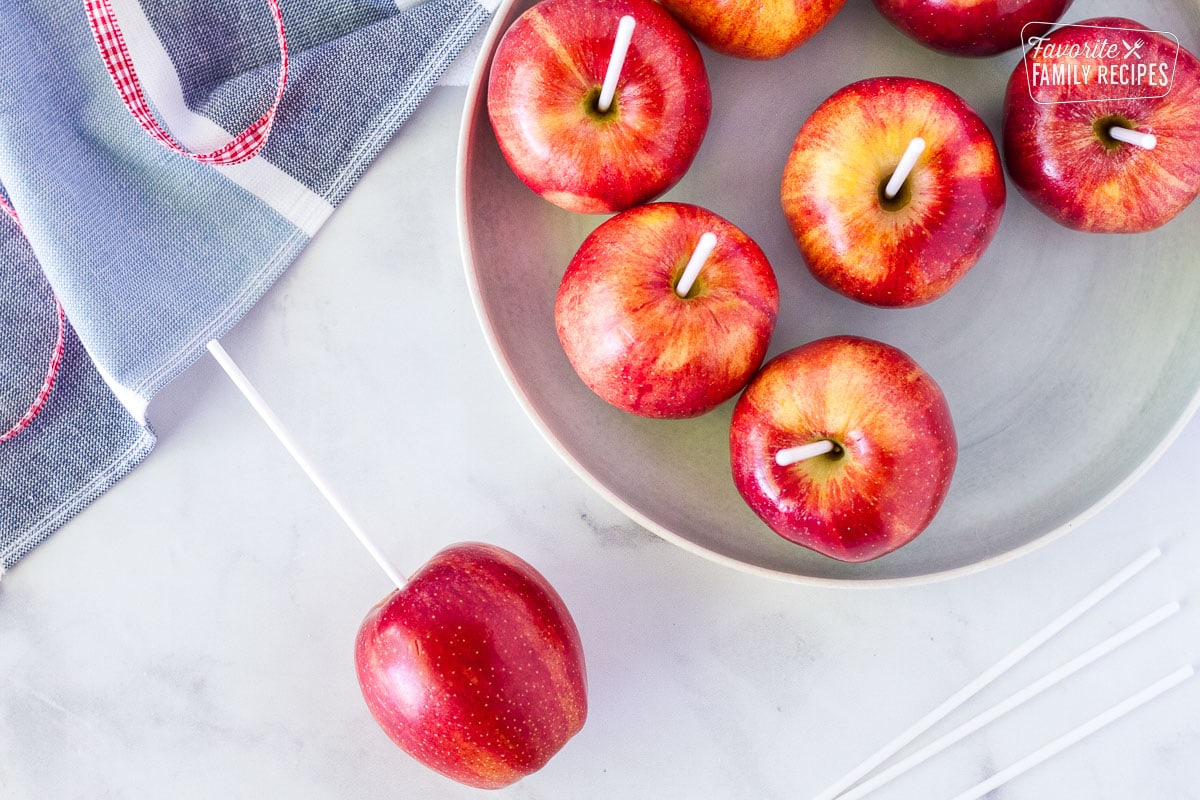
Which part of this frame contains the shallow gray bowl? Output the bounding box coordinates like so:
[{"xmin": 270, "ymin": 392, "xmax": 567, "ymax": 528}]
[{"xmin": 456, "ymin": 0, "xmax": 1200, "ymax": 585}]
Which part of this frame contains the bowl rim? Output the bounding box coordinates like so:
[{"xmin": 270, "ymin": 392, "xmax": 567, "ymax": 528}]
[{"xmin": 453, "ymin": 0, "xmax": 1200, "ymax": 588}]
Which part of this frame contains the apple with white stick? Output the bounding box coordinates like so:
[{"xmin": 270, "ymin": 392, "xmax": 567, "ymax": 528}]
[
  {"xmin": 870, "ymin": 0, "xmax": 1073, "ymax": 57},
  {"xmin": 1003, "ymin": 17, "xmax": 1200, "ymax": 233},
  {"xmin": 781, "ymin": 76, "xmax": 1006, "ymax": 307},
  {"xmin": 205, "ymin": 342, "xmax": 586, "ymax": 789},
  {"xmin": 728, "ymin": 336, "xmax": 957, "ymax": 562},
  {"xmin": 555, "ymin": 202, "xmax": 779, "ymax": 419},
  {"xmin": 655, "ymin": 0, "xmax": 845, "ymax": 60},
  {"xmin": 487, "ymin": 0, "xmax": 711, "ymax": 214},
  {"xmin": 355, "ymin": 542, "xmax": 587, "ymax": 789}
]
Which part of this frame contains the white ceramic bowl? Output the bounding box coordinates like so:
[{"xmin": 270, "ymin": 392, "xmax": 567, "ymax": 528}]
[{"xmin": 457, "ymin": 0, "xmax": 1200, "ymax": 585}]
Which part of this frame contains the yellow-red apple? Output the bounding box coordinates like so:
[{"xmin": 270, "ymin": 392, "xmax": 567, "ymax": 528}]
[
  {"xmin": 1003, "ymin": 17, "xmax": 1200, "ymax": 233},
  {"xmin": 872, "ymin": 0, "xmax": 1073, "ymax": 56},
  {"xmin": 729, "ymin": 336, "xmax": 957, "ymax": 562},
  {"xmin": 487, "ymin": 0, "xmax": 711, "ymax": 214},
  {"xmin": 655, "ymin": 0, "xmax": 845, "ymax": 60},
  {"xmin": 781, "ymin": 76, "xmax": 1005, "ymax": 307},
  {"xmin": 556, "ymin": 202, "xmax": 778, "ymax": 418}
]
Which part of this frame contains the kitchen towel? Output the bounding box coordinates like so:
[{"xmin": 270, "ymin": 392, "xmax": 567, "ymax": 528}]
[{"xmin": 0, "ymin": 0, "xmax": 494, "ymax": 572}]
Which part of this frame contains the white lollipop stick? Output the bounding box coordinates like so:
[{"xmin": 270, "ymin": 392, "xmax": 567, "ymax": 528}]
[
  {"xmin": 811, "ymin": 547, "xmax": 1161, "ymax": 800},
  {"xmin": 1109, "ymin": 126, "xmax": 1157, "ymax": 150},
  {"xmin": 884, "ymin": 137, "xmax": 926, "ymax": 200},
  {"xmin": 674, "ymin": 232, "xmax": 717, "ymax": 298},
  {"xmin": 598, "ymin": 15, "xmax": 636, "ymax": 113},
  {"xmin": 206, "ymin": 340, "xmax": 408, "ymax": 591},
  {"xmin": 947, "ymin": 664, "xmax": 1194, "ymax": 800},
  {"xmin": 775, "ymin": 439, "xmax": 837, "ymax": 467},
  {"xmin": 834, "ymin": 601, "xmax": 1180, "ymax": 800}
]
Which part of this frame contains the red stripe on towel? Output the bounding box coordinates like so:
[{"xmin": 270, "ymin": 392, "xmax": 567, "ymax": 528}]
[
  {"xmin": 1, "ymin": 198, "xmax": 67, "ymax": 444},
  {"xmin": 83, "ymin": 0, "xmax": 289, "ymax": 165}
]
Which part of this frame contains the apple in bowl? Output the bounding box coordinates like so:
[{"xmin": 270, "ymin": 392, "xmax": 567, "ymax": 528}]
[
  {"xmin": 487, "ymin": 0, "xmax": 711, "ymax": 214},
  {"xmin": 556, "ymin": 202, "xmax": 779, "ymax": 419},
  {"xmin": 655, "ymin": 0, "xmax": 845, "ymax": 60},
  {"xmin": 1002, "ymin": 17, "xmax": 1200, "ymax": 233},
  {"xmin": 781, "ymin": 76, "xmax": 1006, "ymax": 307},
  {"xmin": 729, "ymin": 336, "xmax": 957, "ymax": 562},
  {"xmin": 355, "ymin": 543, "xmax": 587, "ymax": 789},
  {"xmin": 871, "ymin": 0, "xmax": 1074, "ymax": 57}
]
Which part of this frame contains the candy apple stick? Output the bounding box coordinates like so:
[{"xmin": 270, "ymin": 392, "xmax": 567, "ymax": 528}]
[
  {"xmin": 1109, "ymin": 126, "xmax": 1157, "ymax": 150},
  {"xmin": 775, "ymin": 439, "xmax": 836, "ymax": 466},
  {"xmin": 884, "ymin": 137, "xmax": 926, "ymax": 199},
  {"xmin": 811, "ymin": 547, "xmax": 1162, "ymax": 800},
  {"xmin": 206, "ymin": 340, "xmax": 408, "ymax": 590},
  {"xmin": 598, "ymin": 15, "xmax": 636, "ymax": 113},
  {"xmin": 835, "ymin": 601, "xmax": 1180, "ymax": 800},
  {"xmin": 674, "ymin": 231, "xmax": 717, "ymax": 297},
  {"xmin": 947, "ymin": 664, "xmax": 1194, "ymax": 800}
]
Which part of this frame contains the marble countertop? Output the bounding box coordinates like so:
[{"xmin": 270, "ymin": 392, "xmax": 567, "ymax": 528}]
[{"xmin": 3, "ymin": 79, "xmax": 1199, "ymax": 799}]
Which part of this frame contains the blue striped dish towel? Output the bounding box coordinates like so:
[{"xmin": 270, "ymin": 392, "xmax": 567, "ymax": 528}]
[{"xmin": 0, "ymin": 0, "xmax": 494, "ymax": 573}]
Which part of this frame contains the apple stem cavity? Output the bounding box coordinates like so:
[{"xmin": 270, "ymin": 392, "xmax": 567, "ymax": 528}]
[
  {"xmin": 1108, "ymin": 126, "xmax": 1157, "ymax": 150},
  {"xmin": 884, "ymin": 137, "xmax": 927, "ymax": 201},
  {"xmin": 597, "ymin": 15, "xmax": 636, "ymax": 114},
  {"xmin": 674, "ymin": 231, "xmax": 717, "ymax": 298},
  {"xmin": 206, "ymin": 340, "xmax": 409, "ymax": 591},
  {"xmin": 774, "ymin": 438, "xmax": 838, "ymax": 467}
]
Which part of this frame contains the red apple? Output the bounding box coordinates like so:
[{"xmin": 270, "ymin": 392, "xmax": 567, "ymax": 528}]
[
  {"xmin": 871, "ymin": 0, "xmax": 1073, "ymax": 57},
  {"xmin": 355, "ymin": 542, "xmax": 587, "ymax": 789},
  {"xmin": 1003, "ymin": 17, "xmax": 1200, "ymax": 233},
  {"xmin": 487, "ymin": 0, "xmax": 711, "ymax": 214},
  {"xmin": 729, "ymin": 336, "xmax": 957, "ymax": 562},
  {"xmin": 556, "ymin": 202, "xmax": 779, "ymax": 418},
  {"xmin": 781, "ymin": 76, "xmax": 1005, "ymax": 307},
  {"xmin": 655, "ymin": 0, "xmax": 845, "ymax": 60}
]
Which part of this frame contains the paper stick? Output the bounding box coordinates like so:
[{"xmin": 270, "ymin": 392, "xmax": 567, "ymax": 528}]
[
  {"xmin": 206, "ymin": 340, "xmax": 408, "ymax": 590},
  {"xmin": 598, "ymin": 15, "xmax": 636, "ymax": 114},
  {"xmin": 812, "ymin": 547, "xmax": 1161, "ymax": 800},
  {"xmin": 884, "ymin": 137, "xmax": 926, "ymax": 200},
  {"xmin": 776, "ymin": 440, "xmax": 837, "ymax": 467},
  {"xmin": 834, "ymin": 601, "xmax": 1180, "ymax": 800},
  {"xmin": 947, "ymin": 664, "xmax": 1194, "ymax": 800},
  {"xmin": 674, "ymin": 232, "xmax": 717, "ymax": 298},
  {"xmin": 1109, "ymin": 126, "xmax": 1156, "ymax": 150}
]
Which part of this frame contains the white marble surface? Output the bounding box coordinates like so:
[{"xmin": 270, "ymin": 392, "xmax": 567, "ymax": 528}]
[{"xmin": 3, "ymin": 79, "xmax": 1200, "ymax": 800}]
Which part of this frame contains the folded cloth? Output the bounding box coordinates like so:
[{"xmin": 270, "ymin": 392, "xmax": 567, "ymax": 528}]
[
  {"xmin": 0, "ymin": 0, "xmax": 493, "ymax": 572},
  {"xmin": 0, "ymin": 208, "xmax": 156, "ymax": 573}
]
